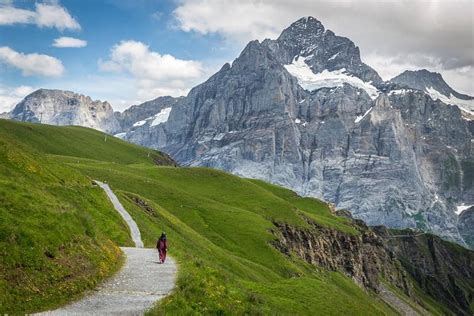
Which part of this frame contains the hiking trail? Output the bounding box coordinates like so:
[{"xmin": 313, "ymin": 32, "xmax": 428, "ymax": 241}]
[{"xmin": 38, "ymin": 181, "xmax": 176, "ymax": 315}]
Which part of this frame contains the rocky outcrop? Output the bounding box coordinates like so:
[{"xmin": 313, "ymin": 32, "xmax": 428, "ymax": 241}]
[
  {"xmin": 272, "ymin": 218, "xmax": 474, "ymax": 315},
  {"xmin": 272, "ymin": 219, "xmax": 411, "ymax": 293},
  {"xmin": 9, "ymin": 89, "xmax": 120, "ymax": 133},
  {"xmin": 379, "ymin": 227, "xmax": 474, "ymax": 315},
  {"xmin": 458, "ymin": 207, "xmax": 474, "ymax": 249},
  {"xmin": 122, "ymin": 16, "xmax": 472, "ymax": 246}
]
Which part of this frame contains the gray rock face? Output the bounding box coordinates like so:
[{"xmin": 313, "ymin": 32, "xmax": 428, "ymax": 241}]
[
  {"xmin": 9, "ymin": 89, "xmax": 120, "ymax": 133},
  {"xmin": 123, "ymin": 16, "xmax": 473, "ymax": 246},
  {"xmin": 458, "ymin": 207, "xmax": 474, "ymax": 249}
]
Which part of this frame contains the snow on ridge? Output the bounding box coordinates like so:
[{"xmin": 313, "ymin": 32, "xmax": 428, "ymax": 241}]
[
  {"xmin": 328, "ymin": 52, "xmax": 340, "ymax": 61},
  {"xmin": 425, "ymin": 87, "xmax": 474, "ymax": 117},
  {"xmin": 354, "ymin": 106, "xmax": 373, "ymax": 123},
  {"xmin": 150, "ymin": 107, "xmax": 172, "ymax": 127},
  {"xmin": 130, "ymin": 107, "xmax": 172, "ymax": 128},
  {"xmin": 133, "ymin": 119, "xmax": 147, "ymax": 127},
  {"xmin": 114, "ymin": 132, "xmax": 126, "ymax": 139},
  {"xmin": 284, "ymin": 56, "xmax": 379, "ymax": 99},
  {"xmin": 456, "ymin": 204, "xmax": 473, "ymax": 215},
  {"xmin": 388, "ymin": 89, "xmax": 412, "ymax": 96}
]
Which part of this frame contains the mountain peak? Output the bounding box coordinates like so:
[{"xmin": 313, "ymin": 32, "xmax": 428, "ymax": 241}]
[
  {"xmin": 285, "ymin": 16, "xmax": 324, "ymax": 33},
  {"xmin": 9, "ymin": 88, "xmax": 120, "ymax": 133},
  {"xmin": 274, "ymin": 16, "xmax": 382, "ymax": 84},
  {"xmin": 390, "ymin": 69, "xmax": 473, "ymax": 100},
  {"xmin": 277, "ymin": 16, "xmax": 325, "ymax": 51}
]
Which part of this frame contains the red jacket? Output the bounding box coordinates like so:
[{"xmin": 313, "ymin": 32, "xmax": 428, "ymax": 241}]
[{"xmin": 157, "ymin": 239, "xmax": 167, "ymax": 251}]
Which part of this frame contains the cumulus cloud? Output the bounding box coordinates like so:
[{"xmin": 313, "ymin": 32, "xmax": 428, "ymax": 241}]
[
  {"xmin": 0, "ymin": 2, "xmax": 80, "ymax": 30},
  {"xmin": 52, "ymin": 37, "xmax": 87, "ymax": 48},
  {"xmin": 0, "ymin": 85, "xmax": 35, "ymax": 113},
  {"xmin": 99, "ymin": 40, "xmax": 206, "ymax": 100},
  {"xmin": 0, "ymin": 46, "xmax": 64, "ymax": 77},
  {"xmin": 0, "ymin": 5, "xmax": 35, "ymax": 24},
  {"xmin": 173, "ymin": 0, "xmax": 474, "ymax": 94}
]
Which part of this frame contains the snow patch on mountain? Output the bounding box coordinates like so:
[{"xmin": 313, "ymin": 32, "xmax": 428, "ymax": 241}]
[
  {"xmin": 150, "ymin": 107, "xmax": 172, "ymax": 127},
  {"xmin": 328, "ymin": 52, "xmax": 340, "ymax": 61},
  {"xmin": 284, "ymin": 56, "xmax": 379, "ymax": 99},
  {"xmin": 425, "ymin": 87, "xmax": 474, "ymax": 116},
  {"xmin": 130, "ymin": 107, "xmax": 172, "ymax": 128},
  {"xmin": 114, "ymin": 132, "xmax": 127, "ymax": 139},
  {"xmin": 388, "ymin": 89, "xmax": 412, "ymax": 96},
  {"xmin": 133, "ymin": 119, "xmax": 148, "ymax": 127},
  {"xmin": 354, "ymin": 107, "xmax": 373, "ymax": 123},
  {"xmin": 457, "ymin": 205, "xmax": 473, "ymax": 215}
]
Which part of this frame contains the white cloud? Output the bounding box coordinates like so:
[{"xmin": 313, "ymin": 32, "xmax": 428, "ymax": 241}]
[
  {"xmin": 52, "ymin": 37, "xmax": 87, "ymax": 48},
  {"xmin": 0, "ymin": 85, "xmax": 35, "ymax": 113},
  {"xmin": 99, "ymin": 40, "xmax": 206, "ymax": 100},
  {"xmin": 173, "ymin": 0, "xmax": 474, "ymax": 95},
  {"xmin": 0, "ymin": 5, "xmax": 35, "ymax": 24},
  {"xmin": 174, "ymin": 0, "xmax": 285, "ymax": 42},
  {"xmin": 0, "ymin": 3, "xmax": 80, "ymax": 31},
  {"xmin": 0, "ymin": 46, "xmax": 64, "ymax": 77}
]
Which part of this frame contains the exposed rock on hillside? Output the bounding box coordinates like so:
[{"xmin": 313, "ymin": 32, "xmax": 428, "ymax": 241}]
[
  {"xmin": 458, "ymin": 207, "xmax": 474, "ymax": 249},
  {"xmin": 272, "ymin": 217, "xmax": 474, "ymax": 315}
]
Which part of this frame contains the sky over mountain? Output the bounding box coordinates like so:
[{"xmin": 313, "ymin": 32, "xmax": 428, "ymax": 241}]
[{"xmin": 0, "ymin": 0, "xmax": 472, "ymax": 112}]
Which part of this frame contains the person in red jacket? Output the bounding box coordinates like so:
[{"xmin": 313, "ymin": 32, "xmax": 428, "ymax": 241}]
[{"xmin": 157, "ymin": 232, "xmax": 168, "ymax": 263}]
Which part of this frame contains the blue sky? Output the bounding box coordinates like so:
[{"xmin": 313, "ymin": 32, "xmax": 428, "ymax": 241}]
[
  {"xmin": 0, "ymin": 0, "xmax": 472, "ymax": 112},
  {"xmin": 0, "ymin": 0, "xmax": 237, "ymax": 111}
]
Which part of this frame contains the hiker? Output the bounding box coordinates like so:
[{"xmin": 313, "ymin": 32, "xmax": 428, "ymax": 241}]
[{"xmin": 157, "ymin": 232, "xmax": 168, "ymax": 263}]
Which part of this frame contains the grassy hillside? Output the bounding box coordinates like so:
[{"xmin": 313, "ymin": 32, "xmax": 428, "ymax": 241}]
[
  {"xmin": 0, "ymin": 120, "xmax": 396, "ymax": 314},
  {"xmin": 0, "ymin": 120, "xmax": 173, "ymax": 313}
]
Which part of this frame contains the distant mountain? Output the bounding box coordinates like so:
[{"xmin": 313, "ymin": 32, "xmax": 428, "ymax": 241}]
[
  {"xmin": 7, "ymin": 89, "xmax": 120, "ymax": 133},
  {"xmin": 121, "ymin": 16, "xmax": 473, "ymax": 246},
  {"xmin": 114, "ymin": 96, "xmax": 182, "ymax": 132},
  {"xmin": 390, "ymin": 69, "xmax": 474, "ymax": 118}
]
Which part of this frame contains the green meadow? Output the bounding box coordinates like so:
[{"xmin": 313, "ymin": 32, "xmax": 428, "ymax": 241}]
[{"xmin": 0, "ymin": 119, "xmax": 396, "ymax": 314}]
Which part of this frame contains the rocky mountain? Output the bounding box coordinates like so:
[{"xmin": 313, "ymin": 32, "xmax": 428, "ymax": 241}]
[
  {"xmin": 7, "ymin": 89, "xmax": 120, "ymax": 133},
  {"xmin": 390, "ymin": 69, "xmax": 474, "ymax": 119},
  {"xmin": 119, "ymin": 16, "xmax": 473, "ymax": 247},
  {"xmin": 114, "ymin": 96, "xmax": 181, "ymax": 132}
]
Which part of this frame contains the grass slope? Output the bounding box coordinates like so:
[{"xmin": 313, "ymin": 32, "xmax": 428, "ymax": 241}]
[
  {"xmin": 1, "ymin": 120, "xmax": 395, "ymax": 314},
  {"xmin": 0, "ymin": 120, "xmax": 171, "ymax": 313}
]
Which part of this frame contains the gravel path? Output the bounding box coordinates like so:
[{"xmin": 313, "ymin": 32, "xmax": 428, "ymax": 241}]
[
  {"xmin": 38, "ymin": 182, "xmax": 176, "ymax": 315},
  {"xmin": 95, "ymin": 181, "xmax": 143, "ymax": 248}
]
